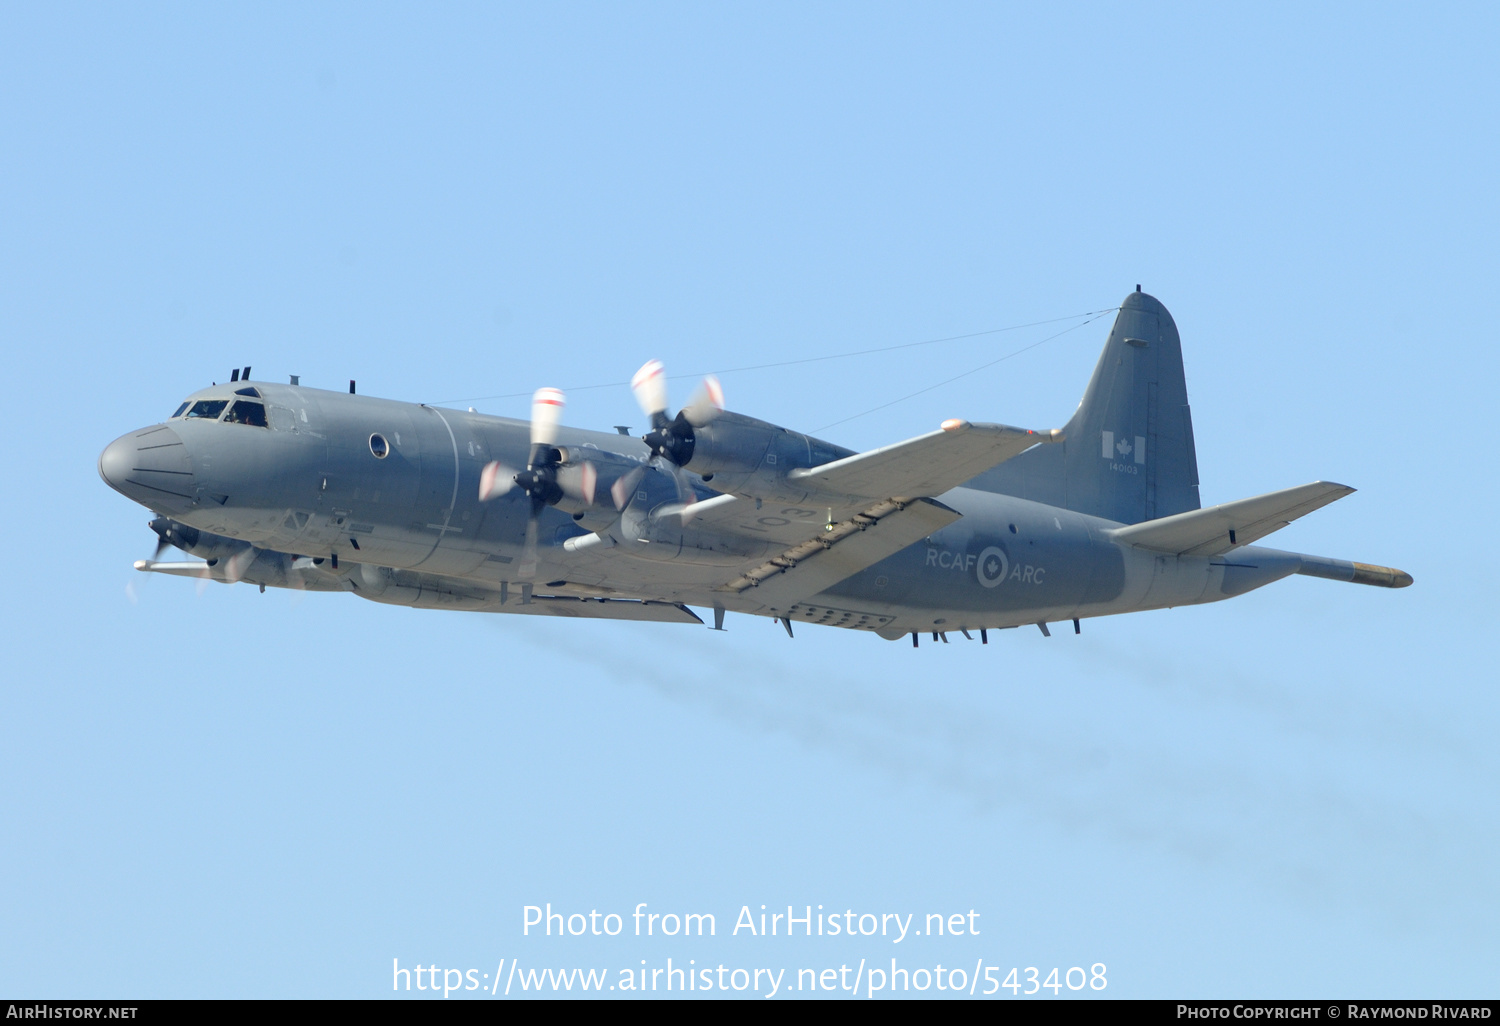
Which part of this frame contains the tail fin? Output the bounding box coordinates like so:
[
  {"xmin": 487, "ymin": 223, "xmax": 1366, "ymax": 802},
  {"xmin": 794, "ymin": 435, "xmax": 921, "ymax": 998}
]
[{"xmin": 969, "ymin": 289, "xmax": 1200, "ymax": 524}]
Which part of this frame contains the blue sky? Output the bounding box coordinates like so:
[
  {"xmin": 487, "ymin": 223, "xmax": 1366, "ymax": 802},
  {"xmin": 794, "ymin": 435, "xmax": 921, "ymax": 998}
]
[{"xmin": 2, "ymin": 2, "xmax": 1496, "ymax": 998}]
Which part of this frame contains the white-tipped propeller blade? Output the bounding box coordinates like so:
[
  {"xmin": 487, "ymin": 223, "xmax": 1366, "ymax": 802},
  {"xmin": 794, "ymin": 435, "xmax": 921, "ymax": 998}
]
[
  {"xmin": 556, "ymin": 461, "xmax": 597, "ymax": 506},
  {"xmin": 630, "ymin": 359, "xmax": 669, "ymax": 418},
  {"xmin": 611, "ymin": 465, "xmax": 646, "ymax": 511},
  {"xmin": 683, "ymin": 375, "xmax": 724, "ymax": 426},
  {"xmin": 530, "ymin": 387, "xmax": 565, "ymax": 447},
  {"xmin": 625, "ymin": 360, "xmax": 722, "ymax": 510},
  {"xmin": 631, "ymin": 360, "xmax": 724, "ymax": 426},
  {"xmin": 479, "ymin": 461, "xmax": 517, "ymax": 501}
]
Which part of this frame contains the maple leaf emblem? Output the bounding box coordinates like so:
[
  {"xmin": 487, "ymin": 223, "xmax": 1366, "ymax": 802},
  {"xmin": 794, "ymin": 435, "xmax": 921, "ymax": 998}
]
[{"xmin": 1116, "ymin": 437, "xmax": 1132, "ymax": 456}]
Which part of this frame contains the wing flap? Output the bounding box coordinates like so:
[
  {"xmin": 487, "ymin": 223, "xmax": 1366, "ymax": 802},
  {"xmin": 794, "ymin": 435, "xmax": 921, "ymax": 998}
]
[
  {"xmin": 509, "ymin": 595, "xmax": 705, "ymax": 623},
  {"xmin": 1109, "ymin": 481, "xmax": 1355, "ymax": 557},
  {"xmin": 672, "ymin": 492, "xmax": 874, "ymax": 548},
  {"xmin": 724, "ymin": 496, "xmax": 961, "ymax": 604},
  {"xmin": 785, "ymin": 422, "xmax": 1060, "ymax": 501}
]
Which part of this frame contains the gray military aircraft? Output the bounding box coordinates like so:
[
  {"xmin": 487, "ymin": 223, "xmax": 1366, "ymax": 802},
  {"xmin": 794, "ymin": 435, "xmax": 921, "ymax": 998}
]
[{"xmin": 99, "ymin": 290, "xmax": 1410, "ymax": 643}]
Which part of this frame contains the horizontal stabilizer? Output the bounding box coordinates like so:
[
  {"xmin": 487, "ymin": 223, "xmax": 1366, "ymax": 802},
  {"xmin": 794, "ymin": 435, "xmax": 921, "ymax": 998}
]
[
  {"xmin": 786, "ymin": 421, "xmax": 1061, "ymax": 501},
  {"xmin": 1108, "ymin": 481, "xmax": 1355, "ymax": 557}
]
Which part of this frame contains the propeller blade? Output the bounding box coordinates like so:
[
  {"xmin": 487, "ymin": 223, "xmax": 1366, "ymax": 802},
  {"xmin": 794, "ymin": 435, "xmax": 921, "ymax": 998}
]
[
  {"xmin": 518, "ymin": 507, "xmax": 540, "ymax": 580},
  {"xmin": 152, "ymin": 534, "xmax": 171, "ymax": 561},
  {"xmin": 683, "ymin": 375, "xmax": 724, "ymax": 426},
  {"xmin": 611, "ymin": 465, "xmax": 646, "ymax": 511},
  {"xmin": 666, "ymin": 462, "xmax": 697, "ymax": 509},
  {"xmin": 530, "ymin": 387, "xmax": 565, "ymax": 447},
  {"xmin": 630, "ymin": 359, "xmax": 669, "ymax": 420},
  {"xmin": 225, "ymin": 546, "xmax": 257, "ymax": 584},
  {"xmin": 479, "ymin": 461, "xmax": 518, "ymax": 501},
  {"xmin": 555, "ymin": 461, "xmax": 598, "ymax": 506}
]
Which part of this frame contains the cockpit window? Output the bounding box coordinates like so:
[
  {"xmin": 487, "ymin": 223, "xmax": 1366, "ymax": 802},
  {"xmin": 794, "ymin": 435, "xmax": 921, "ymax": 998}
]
[
  {"xmin": 234, "ymin": 386, "xmax": 262, "ymax": 397},
  {"xmin": 224, "ymin": 399, "xmax": 268, "ymax": 427},
  {"xmin": 185, "ymin": 399, "xmax": 229, "ymax": 420},
  {"xmin": 170, "ymin": 402, "xmax": 190, "ymax": 419}
]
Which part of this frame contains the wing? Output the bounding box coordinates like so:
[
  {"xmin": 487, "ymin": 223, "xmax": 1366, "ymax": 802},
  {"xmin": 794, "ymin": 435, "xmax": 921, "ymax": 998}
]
[
  {"xmin": 478, "ymin": 419, "xmax": 1056, "ymax": 619},
  {"xmin": 652, "ymin": 421, "xmax": 1055, "ymax": 602},
  {"xmin": 785, "ymin": 421, "xmax": 1060, "ymax": 501},
  {"xmin": 497, "ymin": 594, "xmax": 704, "ymax": 623},
  {"xmin": 721, "ymin": 496, "xmax": 960, "ymax": 602}
]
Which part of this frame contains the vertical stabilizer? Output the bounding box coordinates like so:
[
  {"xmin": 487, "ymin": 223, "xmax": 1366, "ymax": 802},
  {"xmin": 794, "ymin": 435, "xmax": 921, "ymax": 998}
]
[{"xmin": 968, "ymin": 290, "xmax": 1200, "ymax": 524}]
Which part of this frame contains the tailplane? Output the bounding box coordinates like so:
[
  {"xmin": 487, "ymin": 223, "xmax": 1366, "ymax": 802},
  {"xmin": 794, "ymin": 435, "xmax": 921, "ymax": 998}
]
[
  {"xmin": 969, "ymin": 289, "xmax": 1201, "ymax": 524},
  {"xmin": 1108, "ymin": 481, "xmax": 1354, "ymax": 557}
]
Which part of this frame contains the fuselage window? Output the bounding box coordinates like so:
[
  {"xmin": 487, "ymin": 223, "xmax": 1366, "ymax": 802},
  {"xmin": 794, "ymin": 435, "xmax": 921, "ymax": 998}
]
[
  {"xmin": 369, "ymin": 433, "xmax": 389, "ymax": 458},
  {"xmin": 170, "ymin": 402, "xmax": 190, "ymax": 419},
  {"xmin": 185, "ymin": 399, "xmax": 229, "ymax": 420},
  {"xmin": 224, "ymin": 400, "xmax": 269, "ymax": 427}
]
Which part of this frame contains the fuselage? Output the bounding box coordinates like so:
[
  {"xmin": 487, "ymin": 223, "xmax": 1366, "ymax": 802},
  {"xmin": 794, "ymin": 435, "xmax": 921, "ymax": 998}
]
[{"xmin": 99, "ymin": 380, "xmax": 1302, "ymax": 638}]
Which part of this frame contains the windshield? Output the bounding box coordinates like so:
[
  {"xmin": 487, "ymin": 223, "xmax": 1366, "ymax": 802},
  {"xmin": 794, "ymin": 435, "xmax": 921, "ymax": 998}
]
[
  {"xmin": 223, "ymin": 399, "xmax": 268, "ymax": 427},
  {"xmin": 169, "ymin": 402, "xmax": 189, "ymax": 419},
  {"xmin": 185, "ymin": 399, "xmax": 229, "ymax": 420}
]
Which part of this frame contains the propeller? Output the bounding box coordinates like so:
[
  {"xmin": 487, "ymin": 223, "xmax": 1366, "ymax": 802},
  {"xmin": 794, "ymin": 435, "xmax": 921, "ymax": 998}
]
[
  {"xmin": 478, "ymin": 388, "xmax": 598, "ymax": 578},
  {"xmin": 147, "ymin": 515, "xmax": 197, "ymax": 561},
  {"xmin": 625, "ymin": 360, "xmax": 723, "ymax": 511},
  {"xmin": 223, "ymin": 545, "xmax": 258, "ymax": 584}
]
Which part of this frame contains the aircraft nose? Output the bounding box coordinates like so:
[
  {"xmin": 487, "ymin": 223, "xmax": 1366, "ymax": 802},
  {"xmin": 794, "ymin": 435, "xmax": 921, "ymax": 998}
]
[
  {"xmin": 98, "ymin": 425, "xmax": 195, "ymax": 511},
  {"xmin": 97, "ymin": 434, "xmax": 134, "ymax": 491}
]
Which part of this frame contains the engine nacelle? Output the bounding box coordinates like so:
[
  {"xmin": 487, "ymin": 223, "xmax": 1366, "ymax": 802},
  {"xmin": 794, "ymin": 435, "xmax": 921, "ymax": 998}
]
[
  {"xmin": 551, "ymin": 446, "xmax": 649, "ymax": 520},
  {"xmin": 148, "ymin": 515, "xmax": 254, "ymax": 563},
  {"xmin": 681, "ymin": 411, "xmax": 852, "ymax": 498},
  {"xmin": 601, "ymin": 501, "xmax": 773, "ymax": 566}
]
